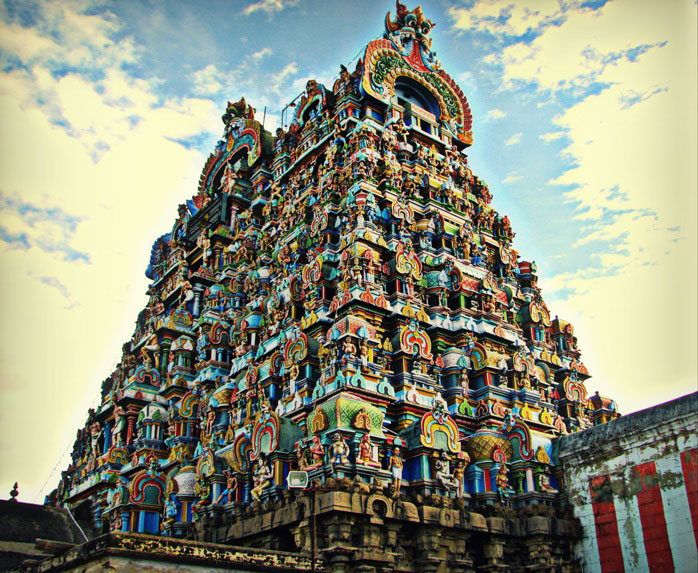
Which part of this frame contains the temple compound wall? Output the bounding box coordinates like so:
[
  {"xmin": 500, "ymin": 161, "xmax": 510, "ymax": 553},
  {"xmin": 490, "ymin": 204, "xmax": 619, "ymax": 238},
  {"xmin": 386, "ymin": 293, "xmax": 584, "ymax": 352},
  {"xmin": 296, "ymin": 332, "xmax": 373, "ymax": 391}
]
[{"xmin": 558, "ymin": 392, "xmax": 698, "ymax": 572}]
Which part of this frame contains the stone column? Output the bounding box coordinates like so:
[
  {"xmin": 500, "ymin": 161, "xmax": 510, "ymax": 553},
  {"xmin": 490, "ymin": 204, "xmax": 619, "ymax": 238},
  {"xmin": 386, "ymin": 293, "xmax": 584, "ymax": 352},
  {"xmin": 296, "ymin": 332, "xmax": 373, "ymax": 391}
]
[
  {"xmin": 193, "ymin": 285, "xmax": 204, "ymax": 317},
  {"xmin": 126, "ymin": 408, "xmax": 139, "ymax": 446},
  {"xmin": 415, "ymin": 527, "xmax": 443, "ymax": 573}
]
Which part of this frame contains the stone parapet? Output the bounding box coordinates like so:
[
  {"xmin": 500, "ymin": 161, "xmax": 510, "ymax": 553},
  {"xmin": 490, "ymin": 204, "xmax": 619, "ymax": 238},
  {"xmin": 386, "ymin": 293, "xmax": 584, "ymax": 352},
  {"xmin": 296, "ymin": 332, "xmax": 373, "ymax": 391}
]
[{"xmin": 23, "ymin": 531, "xmax": 321, "ymax": 572}]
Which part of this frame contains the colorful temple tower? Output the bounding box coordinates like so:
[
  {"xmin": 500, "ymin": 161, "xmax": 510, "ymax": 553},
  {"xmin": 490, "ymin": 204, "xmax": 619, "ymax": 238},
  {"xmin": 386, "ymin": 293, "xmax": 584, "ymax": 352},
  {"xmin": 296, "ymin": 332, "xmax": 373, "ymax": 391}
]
[{"xmin": 51, "ymin": 3, "xmax": 620, "ymax": 570}]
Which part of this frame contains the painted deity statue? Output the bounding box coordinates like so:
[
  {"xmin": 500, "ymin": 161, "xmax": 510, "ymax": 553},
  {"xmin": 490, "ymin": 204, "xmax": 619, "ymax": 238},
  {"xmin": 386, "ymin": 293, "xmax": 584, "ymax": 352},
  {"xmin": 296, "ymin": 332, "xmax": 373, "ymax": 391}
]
[
  {"xmin": 356, "ymin": 434, "xmax": 380, "ymax": 467},
  {"xmin": 453, "ymin": 454, "xmax": 470, "ymax": 498},
  {"xmin": 434, "ymin": 451, "xmax": 459, "ymax": 491},
  {"xmin": 219, "ymin": 162, "xmax": 238, "ymax": 194},
  {"xmin": 330, "ymin": 433, "xmax": 350, "ymax": 466},
  {"xmin": 296, "ymin": 444, "xmax": 309, "ymax": 471},
  {"xmin": 389, "ymin": 447, "xmax": 404, "ymax": 498},
  {"xmin": 197, "ymin": 231, "xmax": 212, "ymax": 267},
  {"xmin": 496, "ymin": 464, "xmax": 515, "ymax": 502},
  {"xmin": 163, "ymin": 494, "xmax": 178, "ymax": 526},
  {"xmin": 251, "ymin": 460, "xmax": 273, "ymax": 501},
  {"xmin": 141, "ymin": 328, "xmax": 160, "ymax": 369},
  {"xmin": 539, "ymin": 473, "xmax": 559, "ymax": 495},
  {"xmin": 216, "ymin": 470, "xmax": 239, "ymax": 504},
  {"xmin": 89, "ymin": 421, "xmax": 102, "ymax": 457},
  {"xmin": 111, "ymin": 404, "xmax": 126, "ymax": 447},
  {"xmin": 307, "ymin": 435, "xmax": 325, "ymax": 469}
]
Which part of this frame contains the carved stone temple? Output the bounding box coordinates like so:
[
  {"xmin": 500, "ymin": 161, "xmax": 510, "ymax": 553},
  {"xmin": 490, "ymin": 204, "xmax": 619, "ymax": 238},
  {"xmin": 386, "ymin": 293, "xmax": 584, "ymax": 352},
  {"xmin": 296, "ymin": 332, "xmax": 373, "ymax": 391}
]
[{"xmin": 42, "ymin": 3, "xmax": 637, "ymax": 572}]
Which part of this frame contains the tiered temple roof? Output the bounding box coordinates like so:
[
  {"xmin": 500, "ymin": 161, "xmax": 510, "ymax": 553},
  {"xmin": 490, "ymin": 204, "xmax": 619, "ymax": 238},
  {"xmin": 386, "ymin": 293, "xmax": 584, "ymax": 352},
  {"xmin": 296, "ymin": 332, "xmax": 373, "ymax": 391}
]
[{"xmin": 51, "ymin": 2, "xmax": 619, "ymax": 558}]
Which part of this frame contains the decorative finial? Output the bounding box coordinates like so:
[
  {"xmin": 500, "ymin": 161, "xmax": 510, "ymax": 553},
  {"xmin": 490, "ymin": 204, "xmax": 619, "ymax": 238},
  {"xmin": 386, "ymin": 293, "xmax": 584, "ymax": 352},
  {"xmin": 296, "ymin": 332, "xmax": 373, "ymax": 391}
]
[
  {"xmin": 9, "ymin": 482, "xmax": 18, "ymax": 501},
  {"xmin": 384, "ymin": 2, "xmax": 435, "ymax": 40}
]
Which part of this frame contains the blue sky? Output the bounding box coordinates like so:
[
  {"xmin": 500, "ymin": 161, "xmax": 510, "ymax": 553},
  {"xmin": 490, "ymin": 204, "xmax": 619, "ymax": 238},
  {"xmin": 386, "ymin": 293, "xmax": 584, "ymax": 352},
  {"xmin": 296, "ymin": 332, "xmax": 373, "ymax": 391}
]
[{"xmin": 0, "ymin": 0, "xmax": 695, "ymax": 502}]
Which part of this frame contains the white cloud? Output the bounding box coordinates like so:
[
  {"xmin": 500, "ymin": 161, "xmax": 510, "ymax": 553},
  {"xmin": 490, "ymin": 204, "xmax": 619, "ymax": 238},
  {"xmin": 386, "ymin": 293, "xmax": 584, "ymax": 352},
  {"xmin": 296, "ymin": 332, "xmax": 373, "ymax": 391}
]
[
  {"xmin": 189, "ymin": 49, "xmax": 300, "ymax": 132},
  {"xmin": 457, "ymin": 70, "xmax": 477, "ymax": 93},
  {"xmin": 250, "ymin": 47, "xmax": 273, "ymax": 61},
  {"xmin": 449, "ymin": 0, "xmax": 573, "ymax": 37},
  {"xmin": 539, "ymin": 131, "xmax": 565, "ymax": 142},
  {"xmin": 273, "ymin": 62, "xmax": 300, "ymax": 90},
  {"xmin": 451, "ymin": 0, "xmax": 697, "ymax": 412},
  {"xmin": 192, "ymin": 64, "xmax": 224, "ymax": 96},
  {"xmin": 484, "ymin": 108, "xmax": 507, "ymax": 121},
  {"xmin": 243, "ymin": 0, "xmax": 298, "ymax": 16},
  {"xmin": 504, "ymin": 132, "xmax": 522, "ymax": 145},
  {"xmin": 34, "ymin": 275, "xmax": 72, "ymax": 300},
  {"xmin": 523, "ymin": 0, "xmax": 696, "ymax": 410},
  {"xmin": 502, "ymin": 172, "xmax": 522, "ymax": 183},
  {"xmin": 490, "ymin": 0, "xmax": 679, "ymax": 95},
  {"xmin": 0, "ymin": 0, "xmax": 220, "ymax": 503}
]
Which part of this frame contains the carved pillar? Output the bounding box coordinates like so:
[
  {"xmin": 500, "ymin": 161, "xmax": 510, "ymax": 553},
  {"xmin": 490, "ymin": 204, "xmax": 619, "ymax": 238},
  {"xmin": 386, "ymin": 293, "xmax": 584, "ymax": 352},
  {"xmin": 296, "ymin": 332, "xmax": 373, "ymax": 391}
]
[
  {"xmin": 442, "ymin": 527, "xmax": 474, "ymax": 573},
  {"xmin": 479, "ymin": 516, "xmax": 506, "ymax": 571},
  {"xmin": 415, "ymin": 527, "xmax": 443, "ymax": 573},
  {"xmin": 193, "ymin": 286, "xmax": 204, "ymax": 317},
  {"xmin": 322, "ymin": 511, "xmax": 356, "ymax": 573},
  {"xmin": 125, "ymin": 408, "xmax": 139, "ymax": 446},
  {"xmin": 160, "ymin": 336, "xmax": 173, "ymax": 377},
  {"xmin": 103, "ymin": 421, "xmax": 112, "ymax": 453},
  {"xmin": 324, "ymin": 547, "xmax": 354, "ymax": 573}
]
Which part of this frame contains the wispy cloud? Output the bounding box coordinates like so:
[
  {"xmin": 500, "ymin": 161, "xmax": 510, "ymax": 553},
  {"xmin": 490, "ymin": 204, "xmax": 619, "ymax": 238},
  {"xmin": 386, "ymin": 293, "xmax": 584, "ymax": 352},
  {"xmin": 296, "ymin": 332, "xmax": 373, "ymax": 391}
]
[
  {"xmin": 250, "ymin": 48, "xmax": 273, "ymax": 61},
  {"xmin": 192, "ymin": 64, "xmax": 224, "ymax": 96},
  {"xmin": 0, "ymin": 193, "xmax": 91, "ymax": 263},
  {"xmin": 476, "ymin": 1, "xmax": 671, "ymax": 97},
  {"xmin": 448, "ymin": 0, "xmax": 574, "ymax": 38},
  {"xmin": 448, "ymin": 0, "xmax": 697, "ymax": 414},
  {"xmin": 457, "ymin": 71, "xmax": 477, "ymax": 93},
  {"xmin": 243, "ymin": 0, "xmax": 298, "ymax": 16},
  {"xmin": 0, "ymin": 195, "xmax": 83, "ymax": 233},
  {"xmin": 0, "ymin": 1, "xmax": 143, "ymax": 157},
  {"xmin": 35, "ymin": 275, "xmax": 71, "ymax": 299},
  {"xmin": 0, "ymin": 0, "xmax": 220, "ymax": 162},
  {"xmin": 540, "ymin": 131, "xmax": 565, "ymax": 142},
  {"xmin": 502, "ymin": 172, "xmax": 522, "ymax": 183},
  {"xmin": 504, "ymin": 132, "xmax": 522, "ymax": 145},
  {"xmin": 191, "ymin": 49, "xmax": 274, "ymax": 97},
  {"xmin": 0, "ymin": 226, "xmax": 31, "ymax": 250},
  {"xmin": 188, "ymin": 49, "xmax": 302, "ymax": 131},
  {"xmin": 483, "ymin": 108, "xmax": 507, "ymax": 122},
  {"xmin": 463, "ymin": 0, "xmax": 696, "ymax": 274}
]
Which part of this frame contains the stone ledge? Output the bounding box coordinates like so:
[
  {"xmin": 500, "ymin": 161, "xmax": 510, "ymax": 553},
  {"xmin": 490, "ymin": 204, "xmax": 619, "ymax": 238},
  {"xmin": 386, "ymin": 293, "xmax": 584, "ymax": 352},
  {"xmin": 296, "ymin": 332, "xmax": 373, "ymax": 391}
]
[{"xmin": 26, "ymin": 532, "xmax": 322, "ymax": 572}]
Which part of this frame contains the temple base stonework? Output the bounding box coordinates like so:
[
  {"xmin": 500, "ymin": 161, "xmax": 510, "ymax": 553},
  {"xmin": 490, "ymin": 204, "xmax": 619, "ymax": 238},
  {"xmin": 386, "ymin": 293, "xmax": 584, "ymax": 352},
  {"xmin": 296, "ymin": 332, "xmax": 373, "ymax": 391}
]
[{"xmin": 192, "ymin": 488, "xmax": 581, "ymax": 572}]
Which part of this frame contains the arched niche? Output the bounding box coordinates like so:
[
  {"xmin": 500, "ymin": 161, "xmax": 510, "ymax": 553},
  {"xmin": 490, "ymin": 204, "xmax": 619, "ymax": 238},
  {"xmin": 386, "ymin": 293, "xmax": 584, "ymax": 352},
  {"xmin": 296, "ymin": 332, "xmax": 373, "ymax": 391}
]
[
  {"xmin": 361, "ymin": 38, "xmax": 473, "ymax": 145},
  {"xmin": 393, "ymin": 75, "xmax": 441, "ymax": 121}
]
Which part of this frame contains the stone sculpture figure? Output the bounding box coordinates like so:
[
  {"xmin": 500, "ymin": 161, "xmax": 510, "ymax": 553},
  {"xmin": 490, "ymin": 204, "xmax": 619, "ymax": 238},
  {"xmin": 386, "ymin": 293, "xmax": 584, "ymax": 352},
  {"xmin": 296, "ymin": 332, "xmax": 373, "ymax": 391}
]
[
  {"xmin": 389, "ymin": 447, "xmax": 404, "ymax": 498},
  {"xmin": 496, "ymin": 464, "xmax": 515, "ymax": 502},
  {"xmin": 216, "ymin": 471, "xmax": 239, "ymax": 504},
  {"xmin": 330, "ymin": 433, "xmax": 350, "ymax": 466},
  {"xmin": 307, "ymin": 435, "xmax": 325, "ymax": 469},
  {"xmin": 539, "ymin": 473, "xmax": 558, "ymax": 494},
  {"xmin": 434, "ymin": 451, "xmax": 459, "ymax": 491},
  {"xmin": 356, "ymin": 434, "xmax": 380, "ymax": 467},
  {"xmin": 251, "ymin": 460, "xmax": 273, "ymax": 501}
]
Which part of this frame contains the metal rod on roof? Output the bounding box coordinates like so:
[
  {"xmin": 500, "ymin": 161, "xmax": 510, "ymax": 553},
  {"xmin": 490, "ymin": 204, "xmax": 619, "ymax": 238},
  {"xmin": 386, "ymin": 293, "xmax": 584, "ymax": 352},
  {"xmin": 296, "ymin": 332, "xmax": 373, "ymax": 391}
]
[{"xmin": 66, "ymin": 505, "xmax": 89, "ymax": 542}]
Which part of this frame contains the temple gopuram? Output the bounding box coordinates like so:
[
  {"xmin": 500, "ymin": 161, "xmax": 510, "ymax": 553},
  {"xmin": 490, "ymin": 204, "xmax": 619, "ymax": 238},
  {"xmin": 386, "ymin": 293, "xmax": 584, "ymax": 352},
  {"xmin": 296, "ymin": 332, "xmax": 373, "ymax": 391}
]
[{"xmin": 48, "ymin": 4, "xmax": 624, "ymax": 571}]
